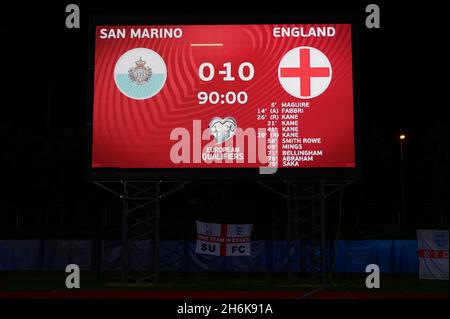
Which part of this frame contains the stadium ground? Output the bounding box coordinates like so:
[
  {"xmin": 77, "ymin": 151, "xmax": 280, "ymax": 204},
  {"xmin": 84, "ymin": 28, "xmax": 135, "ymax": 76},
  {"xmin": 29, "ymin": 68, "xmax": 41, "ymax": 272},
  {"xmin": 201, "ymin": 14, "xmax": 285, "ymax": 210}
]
[{"xmin": 0, "ymin": 272, "xmax": 447, "ymax": 299}]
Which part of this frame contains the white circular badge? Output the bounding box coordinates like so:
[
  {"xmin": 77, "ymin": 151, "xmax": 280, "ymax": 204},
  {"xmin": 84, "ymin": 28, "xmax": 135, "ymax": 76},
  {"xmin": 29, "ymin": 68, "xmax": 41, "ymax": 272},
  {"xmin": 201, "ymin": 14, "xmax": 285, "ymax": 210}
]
[
  {"xmin": 114, "ymin": 48, "xmax": 167, "ymax": 100},
  {"xmin": 278, "ymin": 46, "xmax": 332, "ymax": 99}
]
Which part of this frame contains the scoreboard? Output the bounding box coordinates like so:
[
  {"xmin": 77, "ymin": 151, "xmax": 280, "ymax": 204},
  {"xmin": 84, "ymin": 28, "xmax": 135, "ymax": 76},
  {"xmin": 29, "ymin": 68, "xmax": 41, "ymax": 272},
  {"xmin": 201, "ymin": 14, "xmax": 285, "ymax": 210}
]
[{"xmin": 90, "ymin": 22, "xmax": 357, "ymax": 177}]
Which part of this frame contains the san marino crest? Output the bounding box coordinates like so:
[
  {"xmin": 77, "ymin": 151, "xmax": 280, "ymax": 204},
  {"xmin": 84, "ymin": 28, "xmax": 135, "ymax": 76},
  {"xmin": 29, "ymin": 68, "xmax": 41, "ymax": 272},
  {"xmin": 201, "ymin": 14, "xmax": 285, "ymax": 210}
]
[
  {"xmin": 128, "ymin": 57, "xmax": 152, "ymax": 85},
  {"xmin": 114, "ymin": 47, "xmax": 167, "ymax": 100}
]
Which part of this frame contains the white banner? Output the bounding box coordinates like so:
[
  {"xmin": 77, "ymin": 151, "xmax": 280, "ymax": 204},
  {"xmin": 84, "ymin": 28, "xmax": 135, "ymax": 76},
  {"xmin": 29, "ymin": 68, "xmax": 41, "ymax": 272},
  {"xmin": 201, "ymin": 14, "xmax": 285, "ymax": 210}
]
[
  {"xmin": 417, "ymin": 229, "xmax": 448, "ymax": 280},
  {"xmin": 195, "ymin": 221, "xmax": 252, "ymax": 256}
]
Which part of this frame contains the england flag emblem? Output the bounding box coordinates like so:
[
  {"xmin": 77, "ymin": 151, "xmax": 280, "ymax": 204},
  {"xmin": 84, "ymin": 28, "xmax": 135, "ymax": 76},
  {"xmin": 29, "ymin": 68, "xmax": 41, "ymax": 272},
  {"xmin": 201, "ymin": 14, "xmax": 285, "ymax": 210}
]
[{"xmin": 278, "ymin": 46, "xmax": 332, "ymax": 99}]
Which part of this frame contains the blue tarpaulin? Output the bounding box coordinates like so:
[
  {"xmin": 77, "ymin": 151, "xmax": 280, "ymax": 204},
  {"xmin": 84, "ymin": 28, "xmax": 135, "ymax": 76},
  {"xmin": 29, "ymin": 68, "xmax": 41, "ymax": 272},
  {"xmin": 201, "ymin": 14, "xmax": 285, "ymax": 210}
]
[
  {"xmin": 334, "ymin": 240, "xmax": 418, "ymax": 273},
  {"xmin": 0, "ymin": 239, "xmax": 419, "ymax": 273}
]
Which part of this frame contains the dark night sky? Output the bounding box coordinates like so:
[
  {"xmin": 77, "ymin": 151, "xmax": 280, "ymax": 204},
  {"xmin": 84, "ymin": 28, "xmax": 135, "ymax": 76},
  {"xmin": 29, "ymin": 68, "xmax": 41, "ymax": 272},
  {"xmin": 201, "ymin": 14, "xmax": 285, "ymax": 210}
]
[{"xmin": 0, "ymin": 1, "xmax": 448, "ymax": 222}]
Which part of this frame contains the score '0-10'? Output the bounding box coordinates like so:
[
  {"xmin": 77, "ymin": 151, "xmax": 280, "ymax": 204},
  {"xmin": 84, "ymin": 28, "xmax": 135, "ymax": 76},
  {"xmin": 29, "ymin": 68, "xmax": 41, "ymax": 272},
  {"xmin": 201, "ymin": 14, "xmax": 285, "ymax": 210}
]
[
  {"xmin": 197, "ymin": 62, "xmax": 254, "ymax": 105},
  {"xmin": 199, "ymin": 62, "xmax": 255, "ymax": 82}
]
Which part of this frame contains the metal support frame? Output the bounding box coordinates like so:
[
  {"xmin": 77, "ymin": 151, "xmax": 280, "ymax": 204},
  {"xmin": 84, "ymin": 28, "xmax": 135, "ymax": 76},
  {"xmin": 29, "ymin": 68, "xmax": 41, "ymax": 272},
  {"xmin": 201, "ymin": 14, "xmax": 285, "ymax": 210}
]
[
  {"xmin": 93, "ymin": 180, "xmax": 188, "ymax": 282},
  {"xmin": 259, "ymin": 180, "xmax": 352, "ymax": 291},
  {"xmin": 94, "ymin": 178, "xmax": 349, "ymax": 286}
]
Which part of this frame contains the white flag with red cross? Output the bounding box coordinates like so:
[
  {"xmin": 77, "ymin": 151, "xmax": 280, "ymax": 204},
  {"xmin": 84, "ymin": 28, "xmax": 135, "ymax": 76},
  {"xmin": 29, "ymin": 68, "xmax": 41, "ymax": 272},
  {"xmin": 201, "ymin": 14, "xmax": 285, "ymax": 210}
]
[
  {"xmin": 195, "ymin": 221, "xmax": 253, "ymax": 256},
  {"xmin": 278, "ymin": 46, "xmax": 332, "ymax": 99},
  {"xmin": 417, "ymin": 229, "xmax": 448, "ymax": 280}
]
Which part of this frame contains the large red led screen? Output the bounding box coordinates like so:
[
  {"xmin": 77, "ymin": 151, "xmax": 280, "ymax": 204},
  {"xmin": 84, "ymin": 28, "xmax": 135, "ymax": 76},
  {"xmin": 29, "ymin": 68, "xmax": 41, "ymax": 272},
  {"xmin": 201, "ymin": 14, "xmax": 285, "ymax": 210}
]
[{"xmin": 92, "ymin": 24, "xmax": 355, "ymax": 169}]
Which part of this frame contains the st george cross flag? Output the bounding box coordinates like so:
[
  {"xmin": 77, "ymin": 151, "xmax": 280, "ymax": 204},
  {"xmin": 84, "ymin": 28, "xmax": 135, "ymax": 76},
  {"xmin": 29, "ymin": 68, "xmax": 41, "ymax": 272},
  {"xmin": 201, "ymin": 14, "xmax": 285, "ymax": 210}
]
[
  {"xmin": 195, "ymin": 221, "xmax": 253, "ymax": 256},
  {"xmin": 417, "ymin": 229, "xmax": 448, "ymax": 280}
]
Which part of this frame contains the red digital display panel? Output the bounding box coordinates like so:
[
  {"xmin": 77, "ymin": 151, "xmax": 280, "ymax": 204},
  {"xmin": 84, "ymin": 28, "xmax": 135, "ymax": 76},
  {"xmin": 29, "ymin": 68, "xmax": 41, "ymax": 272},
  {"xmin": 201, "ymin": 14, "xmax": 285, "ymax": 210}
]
[{"xmin": 92, "ymin": 24, "xmax": 355, "ymax": 169}]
